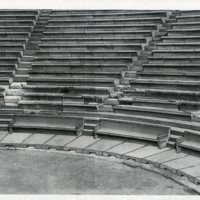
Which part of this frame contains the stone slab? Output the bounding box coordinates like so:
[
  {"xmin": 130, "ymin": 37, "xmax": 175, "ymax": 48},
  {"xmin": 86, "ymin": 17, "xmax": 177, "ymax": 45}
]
[
  {"xmin": 0, "ymin": 133, "xmax": 31, "ymax": 146},
  {"xmin": 0, "ymin": 132, "xmax": 9, "ymax": 141},
  {"xmin": 84, "ymin": 139, "xmax": 123, "ymax": 155},
  {"xmin": 161, "ymin": 156, "xmax": 200, "ymax": 173},
  {"xmin": 44, "ymin": 135, "xmax": 77, "ymax": 149},
  {"xmin": 145, "ymin": 149, "xmax": 187, "ymax": 167},
  {"xmin": 64, "ymin": 135, "xmax": 100, "ymax": 152},
  {"xmin": 104, "ymin": 141, "xmax": 146, "ymax": 158},
  {"xmin": 178, "ymin": 165, "xmax": 200, "ymax": 184},
  {"xmin": 123, "ymin": 146, "xmax": 170, "ymax": 162},
  {"xmin": 23, "ymin": 134, "xmax": 55, "ymax": 146}
]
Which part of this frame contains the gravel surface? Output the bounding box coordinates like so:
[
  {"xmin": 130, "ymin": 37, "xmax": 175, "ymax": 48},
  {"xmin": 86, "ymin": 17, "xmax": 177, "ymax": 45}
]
[{"xmin": 0, "ymin": 149, "xmax": 197, "ymax": 194}]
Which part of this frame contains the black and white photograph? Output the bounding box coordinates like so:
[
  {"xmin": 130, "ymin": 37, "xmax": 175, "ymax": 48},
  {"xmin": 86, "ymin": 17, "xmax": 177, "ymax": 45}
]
[{"xmin": 0, "ymin": 0, "xmax": 199, "ymax": 198}]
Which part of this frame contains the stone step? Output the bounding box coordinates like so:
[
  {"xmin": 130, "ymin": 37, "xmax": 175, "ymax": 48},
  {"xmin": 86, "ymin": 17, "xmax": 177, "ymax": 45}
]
[
  {"xmin": 167, "ymin": 29, "xmax": 200, "ymax": 36},
  {"xmin": 30, "ymin": 71, "xmax": 122, "ymax": 79},
  {"xmin": 43, "ymin": 30, "xmax": 153, "ymax": 37},
  {"xmin": 63, "ymin": 103, "xmax": 99, "ymax": 112},
  {"xmin": 0, "ymin": 57, "xmax": 19, "ymax": 64},
  {"xmin": 171, "ymin": 21, "xmax": 200, "ymax": 29},
  {"xmin": 27, "ymin": 77, "xmax": 118, "ymax": 87},
  {"xmin": 143, "ymin": 63, "xmax": 200, "ymax": 73},
  {"xmin": 0, "ymin": 10, "xmax": 38, "ymax": 15},
  {"xmin": 47, "ymin": 17, "xmax": 163, "ymax": 25},
  {"xmin": 50, "ymin": 11, "xmax": 168, "ymax": 19},
  {"xmin": 0, "ymin": 38, "xmax": 27, "ymax": 44},
  {"xmin": 41, "ymin": 37, "xmax": 147, "ymax": 44},
  {"xmin": 0, "ymin": 71, "xmax": 14, "ymax": 77},
  {"xmin": 152, "ymin": 49, "xmax": 200, "ymax": 56},
  {"xmin": 45, "ymin": 24, "xmax": 158, "ymax": 31},
  {"xmin": 162, "ymin": 36, "xmax": 200, "ymax": 43},
  {"xmin": 113, "ymin": 105, "xmax": 191, "ymax": 121},
  {"xmin": 18, "ymin": 100, "xmax": 63, "ymax": 112},
  {"xmin": 0, "ymin": 44, "xmax": 25, "ymax": 51},
  {"xmin": 148, "ymin": 56, "xmax": 200, "ymax": 64},
  {"xmin": 38, "ymin": 43, "xmax": 143, "ymax": 51},
  {"xmin": 34, "ymin": 57, "xmax": 133, "ymax": 64},
  {"xmin": 119, "ymin": 96, "xmax": 178, "ymax": 109},
  {"xmin": 0, "ymin": 32, "xmax": 30, "ymax": 38},
  {"xmin": 0, "ymin": 26, "xmax": 33, "ymax": 32},
  {"xmin": 31, "ymin": 63, "xmax": 128, "ymax": 73},
  {"xmin": 177, "ymin": 14, "xmax": 200, "ymax": 22},
  {"xmin": 0, "ymin": 20, "xmax": 35, "ymax": 26},
  {"xmin": 0, "ymin": 15, "xmax": 37, "ymax": 20},
  {"xmin": 0, "ymin": 51, "xmax": 22, "ymax": 57},
  {"xmin": 124, "ymin": 88, "xmax": 200, "ymax": 102},
  {"xmin": 22, "ymin": 85, "xmax": 112, "ymax": 96},
  {"xmin": 129, "ymin": 78, "xmax": 200, "ymax": 91},
  {"xmin": 35, "ymin": 50, "xmax": 138, "ymax": 57},
  {"xmin": 137, "ymin": 71, "xmax": 200, "ymax": 81},
  {"xmin": 157, "ymin": 42, "xmax": 200, "ymax": 49}
]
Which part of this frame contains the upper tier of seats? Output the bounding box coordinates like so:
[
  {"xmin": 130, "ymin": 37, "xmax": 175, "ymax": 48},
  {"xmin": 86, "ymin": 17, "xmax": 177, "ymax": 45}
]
[
  {"xmin": 18, "ymin": 10, "xmax": 170, "ymax": 114},
  {"xmin": 0, "ymin": 9, "xmax": 39, "ymax": 106}
]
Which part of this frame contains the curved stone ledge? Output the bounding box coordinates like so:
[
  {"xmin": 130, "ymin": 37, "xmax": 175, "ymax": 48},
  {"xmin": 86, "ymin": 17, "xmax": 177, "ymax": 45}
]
[{"xmin": 0, "ymin": 132, "xmax": 200, "ymax": 190}]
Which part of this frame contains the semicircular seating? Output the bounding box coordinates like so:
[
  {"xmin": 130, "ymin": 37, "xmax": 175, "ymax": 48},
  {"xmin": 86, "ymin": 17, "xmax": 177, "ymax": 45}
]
[{"xmin": 0, "ymin": 10, "xmax": 200, "ymax": 187}]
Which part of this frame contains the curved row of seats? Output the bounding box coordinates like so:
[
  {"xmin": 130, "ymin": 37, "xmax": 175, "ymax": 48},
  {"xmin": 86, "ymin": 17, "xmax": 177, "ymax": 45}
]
[
  {"xmin": 18, "ymin": 10, "xmax": 170, "ymax": 113},
  {"xmin": 0, "ymin": 10, "xmax": 200, "ymax": 184},
  {"xmin": 0, "ymin": 10, "xmax": 38, "ymax": 107}
]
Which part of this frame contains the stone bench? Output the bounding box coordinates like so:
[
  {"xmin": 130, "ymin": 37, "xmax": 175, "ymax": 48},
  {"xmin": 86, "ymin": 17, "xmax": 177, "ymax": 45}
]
[
  {"xmin": 167, "ymin": 29, "xmax": 200, "ymax": 36},
  {"xmin": 0, "ymin": 15, "xmax": 37, "ymax": 20},
  {"xmin": 0, "ymin": 20, "xmax": 35, "ymax": 26},
  {"xmin": 152, "ymin": 49, "xmax": 200, "ymax": 56},
  {"xmin": 0, "ymin": 26, "xmax": 33, "ymax": 32},
  {"xmin": 113, "ymin": 105, "xmax": 191, "ymax": 121},
  {"xmin": 49, "ymin": 11, "xmax": 168, "ymax": 18},
  {"xmin": 22, "ymin": 84, "xmax": 111, "ymax": 96},
  {"xmin": 47, "ymin": 17, "xmax": 163, "ymax": 25},
  {"xmin": 30, "ymin": 71, "xmax": 122, "ymax": 79},
  {"xmin": 0, "ymin": 44, "xmax": 25, "ymax": 51},
  {"xmin": 31, "ymin": 63, "xmax": 128, "ymax": 73},
  {"xmin": 119, "ymin": 96, "xmax": 177, "ymax": 110},
  {"xmin": 143, "ymin": 63, "xmax": 200, "ymax": 73},
  {"xmin": 129, "ymin": 78, "xmax": 200, "ymax": 92},
  {"xmin": 157, "ymin": 42, "xmax": 200, "ymax": 49},
  {"xmin": 8, "ymin": 114, "xmax": 84, "ymax": 137},
  {"xmin": 124, "ymin": 88, "xmax": 200, "ymax": 102},
  {"xmin": 176, "ymin": 130, "xmax": 200, "ymax": 153},
  {"xmin": 38, "ymin": 43, "xmax": 142, "ymax": 51},
  {"xmin": 0, "ymin": 51, "xmax": 22, "ymax": 57},
  {"xmin": 0, "ymin": 57, "xmax": 19, "ymax": 64},
  {"xmin": 34, "ymin": 56, "xmax": 133, "ymax": 64},
  {"xmin": 149, "ymin": 56, "xmax": 200, "ymax": 64},
  {"xmin": 45, "ymin": 24, "xmax": 157, "ymax": 31},
  {"xmin": 162, "ymin": 36, "xmax": 200, "ymax": 43},
  {"xmin": 43, "ymin": 30, "xmax": 153, "ymax": 38},
  {"xmin": 177, "ymin": 14, "xmax": 200, "ymax": 22},
  {"xmin": 41, "ymin": 37, "xmax": 147, "ymax": 44},
  {"xmin": 0, "ymin": 64, "xmax": 17, "ymax": 71},
  {"xmin": 94, "ymin": 118, "xmax": 170, "ymax": 148},
  {"xmin": 0, "ymin": 38, "xmax": 27, "ymax": 44},
  {"xmin": 0, "ymin": 32, "xmax": 30, "ymax": 38},
  {"xmin": 35, "ymin": 50, "xmax": 138, "ymax": 57},
  {"xmin": 171, "ymin": 22, "xmax": 200, "ymax": 29},
  {"xmin": 0, "ymin": 10, "xmax": 38, "ymax": 15},
  {"xmin": 137, "ymin": 71, "xmax": 200, "ymax": 81},
  {"xmin": 27, "ymin": 77, "xmax": 118, "ymax": 87}
]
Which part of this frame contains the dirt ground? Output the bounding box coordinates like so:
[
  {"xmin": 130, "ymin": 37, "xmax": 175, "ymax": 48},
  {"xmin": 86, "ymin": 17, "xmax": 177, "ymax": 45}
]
[{"xmin": 0, "ymin": 149, "xmax": 197, "ymax": 195}]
